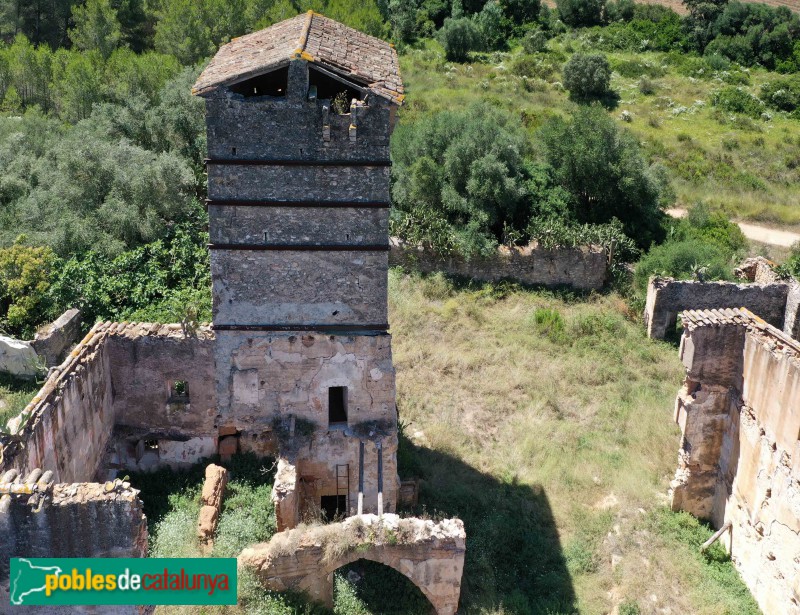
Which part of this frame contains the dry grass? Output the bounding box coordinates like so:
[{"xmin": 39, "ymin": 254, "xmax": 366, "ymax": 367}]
[{"xmin": 389, "ymin": 270, "xmax": 757, "ymax": 614}]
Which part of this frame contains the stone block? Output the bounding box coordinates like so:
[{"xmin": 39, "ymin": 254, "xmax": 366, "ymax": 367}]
[{"xmin": 0, "ymin": 335, "xmax": 39, "ymax": 378}]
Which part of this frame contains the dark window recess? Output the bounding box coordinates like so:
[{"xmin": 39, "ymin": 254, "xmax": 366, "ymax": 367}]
[
  {"xmin": 144, "ymin": 439, "xmax": 158, "ymax": 450},
  {"xmin": 170, "ymin": 380, "xmax": 189, "ymax": 402},
  {"xmin": 321, "ymin": 495, "xmax": 347, "ymax": 521},
  {"xmin": 309, "ymin": 66, "xmax": 363, "ymax": 108},
  {"xmin": 229, "ymin": 66, "xmax": 289, "ymax": 97},
  {"xmin": 328, "ymin": 386, "xmax": 347, "ymax": 425}
]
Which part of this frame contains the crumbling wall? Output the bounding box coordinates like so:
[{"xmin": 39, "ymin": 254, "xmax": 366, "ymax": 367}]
[
  {"xmin": 644, "ymin": 277, "xmax": 790, "ymax": 339},
  {"xmin": 105, "ymin": 323, "xmax": 217, "ymax": 472},
  {"xmin": 389, "ymin": 239, "xmax": 608, "ymax": 291},
  {"xmin": 0, "ymin": 324, "xmax": 114, "ymax": 483},
  {"xmin": 240, "ymin": 513, "xmax": 466, "ymax": 615},
  {"xmin": 30, "ymin": 309, "xmax": 82, "ymax": 367},
  {"xmin": 0, "ymin": 475, "xmax": 148, "ymax": 614},
  {"xmin": 669, "ymin": 308, "xmax": 800, "ymax": 614}
]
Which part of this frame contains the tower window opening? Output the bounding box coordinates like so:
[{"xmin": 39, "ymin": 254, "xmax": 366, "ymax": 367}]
[{"xmin": 328, "ymin": 386, "xmax": 347, "ymax": 425}]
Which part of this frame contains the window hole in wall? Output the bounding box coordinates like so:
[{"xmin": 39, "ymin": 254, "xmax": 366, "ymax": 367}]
[
  {"xmin": 309, "ymin": 67, "xmax": 363, "ymax": 112},
  {"xmin": 170, "ymin": 380, "xmax": 189, "ymax": 402},
  {"xmin": 144, "ymin": 439, "xmax": 159, "ymax": 450},
  {"xmin": 329, "ymin": 386, "xmax": 348, "ymax": 425},
  {"xmin": 229, "ymin": 66, "xmax": 289, "ymax": 97}
]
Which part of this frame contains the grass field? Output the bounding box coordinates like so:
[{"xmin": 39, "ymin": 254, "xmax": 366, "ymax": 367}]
[
  {"xmin": 398, "ymin": 37, "xmax": 800, "ymax": 231},
  {"xmin": 133, "ymin": 272, "xmax": 760, "ymax": 615},
  {"xmin": 0, "ymin": 373, "xmax": 40, "ymax": 432}
]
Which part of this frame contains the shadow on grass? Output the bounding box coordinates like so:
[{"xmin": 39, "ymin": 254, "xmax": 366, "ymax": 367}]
[
  {"xmin": 128, "ymin": 452, "xmax": 276, "ymax": 530},
  {"xmin": 397, "ymin": 427, "xmax": 577, "ymax": 615}
]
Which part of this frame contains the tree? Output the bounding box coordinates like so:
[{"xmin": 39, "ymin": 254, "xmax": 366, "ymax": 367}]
[
  {"xmin": 438, "ymin": 16, "xmax": 481, "ymax": 62},
  {"xmin": 501, "ymin": 0, "xmax": 541, "ymax": 25},
  {"xmin": 389, "ymin": 0, "xmax": 418, "ymax": 42},
  {"xmin": 539, "ymin": 106, "xmax": 668, "ymax": 248},
  {"xmin": 0, "ymin": 240, "xmax": 56, "ymax": 338},
  {"xmin": 562, "ymin": 53, "xmax": 612, "ymax": 101},
  {"xmin": 325, "ymin": 0, "xmax": 387, "ymax": 38},
  {"xmin": 475, "ymin": 0, "xmax": 507, "ymax": 50},
  {"xmin": 556, "ymin": 0, "xmax": 605, "ymax": 27},
  {"xmin": 69, "ymin": 0, "xmax": 123, "ymax": 59},
  {"xmin": 392, "ymin": 103, "xmax": 533, "ymax": 256}
]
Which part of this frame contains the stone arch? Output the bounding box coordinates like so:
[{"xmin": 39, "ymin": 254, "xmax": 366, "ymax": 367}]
[
  {"xmin": 325, "ymin": 555, "xmax": 437, "ymax": 614},
  {"xmin": 311, "ymin": 547, "xmax": 444, "ymax": 613},
  {"xmin": 239, "ymin": 514, "xmax": 466, "ymax": 615}
]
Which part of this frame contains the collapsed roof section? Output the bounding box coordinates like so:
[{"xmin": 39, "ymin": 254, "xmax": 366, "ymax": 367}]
[{"xmin": 192, "ymin": 11, "xmax": 404, "ymax": 106}]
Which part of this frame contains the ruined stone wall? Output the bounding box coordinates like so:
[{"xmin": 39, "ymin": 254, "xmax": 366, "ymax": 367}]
[
  {"xmin": 0, "ymin": 479, "xmax": 148, "ymax": 614},
  {"xmin": 30, "ymin": 308, "xmax": 82, "ymax": 367},
  {"xmin": 0, "ymin": 324, "xmax": 114, "ymax": 483},
  {"xmin": 240, "ymin": 513, "xmax": 466, "ymax": 615},
  {"xmin": 389, "ymin": 239, "xmax": 608, "ymax": 291},
  {"xmin": 669, "ymin": 308, "xmax": 800, "ymax": 614},
  {"xmin": 644, "ymin": 277, "xmax": 790, "ymax": 339},
  {"xmin": 106, "ymin": 323, "xmax": 216, "ymax": 437}
]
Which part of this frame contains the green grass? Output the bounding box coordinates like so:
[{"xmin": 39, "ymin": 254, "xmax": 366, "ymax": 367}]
[
  {"xmin": 398, "ymin": 38, "xmax": 800, "ymax": 230},
  {"xmin": 0, "ymin": 373, "xmax": 40, "ymax": 431}
]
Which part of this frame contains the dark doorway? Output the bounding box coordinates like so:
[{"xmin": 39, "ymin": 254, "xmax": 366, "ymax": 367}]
[
  {"xmin": 329, "ymin": 386, "xmax": 348, "ymax": 425},
  {"xmin": 321, "ymin": 494, "xmax": 347, "ymax": 521}
]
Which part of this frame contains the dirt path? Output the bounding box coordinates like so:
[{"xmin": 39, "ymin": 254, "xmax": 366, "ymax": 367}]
[{"xmin": 667, "ymin": 208, "xmax": 800, "ymax": 248}]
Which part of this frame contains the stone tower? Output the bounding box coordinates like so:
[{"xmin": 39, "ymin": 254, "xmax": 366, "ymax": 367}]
[{"xmin": 193, "ymin": 12, "xmax": 403, "ymax": 525}]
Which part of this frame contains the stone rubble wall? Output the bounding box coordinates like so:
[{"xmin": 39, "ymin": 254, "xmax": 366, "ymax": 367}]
[
  {"xmin": 0, "ymin": 471, "xmax": 149, "ymax": 614},
  {"xmin": 644, "ymin": 276, "xmax": 791, "ymax": 340},
  {"xmin": 669, "ymin": 308, "xmax": 800, "ymax": 614},
  {"xmin": 30, "ymin": 309, "xmax": 82, "ymax": 368},
  {"xmin": 1, "ymin": 323, "xmax": 115, "ymax": 483},
  {"xmin": 389, "ymin": 238, "xmax": 608, "ymax": 291},
  {"xmin": 240, "ymin": 513, "xmax": 466, "ymax": 615}
]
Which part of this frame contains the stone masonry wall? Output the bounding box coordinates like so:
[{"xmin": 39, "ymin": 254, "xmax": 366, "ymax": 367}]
[
  {"xmin": 0, "ymin": 479, "xmax": 148, "ymax": 614},
  {"xmin": 644, "ymin": 277, "xmax": 790, "ymax": 340},
  {"xmin": 209, "ymin": 205, "xmax": 388, "ymax": 246},
  {"xmin": 669, "ymin": 308, "xmax": 800, "ymax": 614},
  {"xmin": 389, "ymin": 239, "xmax": 608, "ymax": 291},
  {"xmin": 0, "ymin": 324, "xmax": 114, "ymax": 483},
  {"xmin": 215, "ymin": 331, "xmax": 395, "ymax": 428},
  {"xmin": 211, "ymin": 251, "xmax": 388, "ymax": 326}
]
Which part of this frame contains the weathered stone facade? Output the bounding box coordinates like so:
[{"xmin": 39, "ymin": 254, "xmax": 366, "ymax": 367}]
[
  {"xmin": 644, "ymin": 275, "xmax": 795, "ymax": 340},
  {"xmin": 0, "ymin": 471, "xmax": 149, "ymax": 615},
  {"xmin": 195, "ymin": 13, "xmax": 402, "ymax": 520},
  {"xmin": 669, "ymin": 308, "xmax": 800, "ymax": 614},
  {"xmin": 240, "ymin": 514, "xmax": 466, "ymax": 615},
  {"xmin": 389, "ymin": 238, "xmax": 609, "ymax": 291}
]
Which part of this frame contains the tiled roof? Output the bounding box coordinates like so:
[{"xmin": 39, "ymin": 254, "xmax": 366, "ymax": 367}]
[{"xmin": 192, "ymin": 11, "xmax": 404, "ymax": 105}]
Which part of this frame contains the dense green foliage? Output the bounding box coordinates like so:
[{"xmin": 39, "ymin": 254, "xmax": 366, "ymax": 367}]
[
  {"xmin": 539, "ymin": 106, "xmax": 668, "ymax": 248},
  {"xmin": 562, "ymin": 52, "xmax": 613, "ymax": 100},
  {"xmin": 633, "ymin": 204, "xmax": 746, "ymax": 293}
]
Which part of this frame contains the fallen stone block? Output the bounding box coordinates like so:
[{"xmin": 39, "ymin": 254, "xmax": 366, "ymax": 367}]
[{"xmin": 0, "ymin": 335, "xmax": 39, "ymax": 378}]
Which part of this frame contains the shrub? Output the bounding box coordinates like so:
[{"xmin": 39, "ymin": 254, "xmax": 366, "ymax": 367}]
[
  {"xmin": 438, "ymin": 17, "xmax": 482, "ymax": 62},
  {"xmin": 522, "ymin": 29, "xmax": 549, "ymax": 53},
  {"xmin": 760, "ymin": 76, "xmax": 800, "ymax": 112},
  {"xmin": 556, "ymin": 0, "xmax": 605, "ymax": 27},
  {"xmin": 638, "ymin": 76, "xmax": 656, "ymax": 95},
  {"xmin": 391, "ymin": 103, "xmax": 534, "ymax": 258},
  {"xmin": 562, "ymin": 53, "xmax": 613, "ymax": 101},
  {"xmin": 0, "ymin": 241, "xmax": 57, "ymax": 338},
  {"xmin": 711, "ymin": 86, "xmax": 765, "ymax": 118},
  {"xmin": 530, "ymin": 307, "xmax": 567, "ymax": 343},
  {"xmin": 475, "ymin": 1, "xmax": 508, "ymax": 51},
  {"xmin": 634, "ymin": 239, "xmax": 735, "ymax": 294},
  {"xmin": 538, "ymin": 106, "xmax": 668, "ymax": 249}
]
